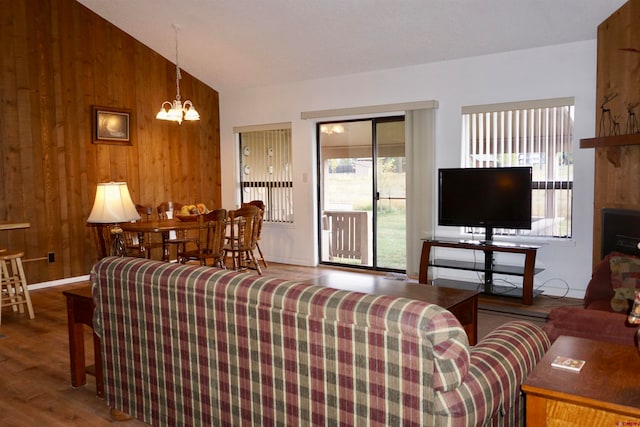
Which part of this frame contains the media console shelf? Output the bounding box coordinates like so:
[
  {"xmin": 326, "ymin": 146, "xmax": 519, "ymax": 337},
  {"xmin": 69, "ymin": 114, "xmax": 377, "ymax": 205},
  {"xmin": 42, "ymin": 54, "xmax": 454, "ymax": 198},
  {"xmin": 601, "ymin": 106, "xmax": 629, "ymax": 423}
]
[{"xmin": 418, "ymin": 238, "xmax": 543, "ymax": 305}]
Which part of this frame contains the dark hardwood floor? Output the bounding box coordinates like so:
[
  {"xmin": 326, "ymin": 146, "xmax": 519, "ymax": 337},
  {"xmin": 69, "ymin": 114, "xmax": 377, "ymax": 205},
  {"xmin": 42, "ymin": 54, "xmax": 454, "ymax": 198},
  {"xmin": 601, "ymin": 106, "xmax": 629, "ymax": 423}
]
[
  {"xmin": 0, "ymin": 262, "xmax": 580, "ymax": 426},
  {"xmin": 0, "ymin": 279, "xmax": 147, "ymax": 427}
]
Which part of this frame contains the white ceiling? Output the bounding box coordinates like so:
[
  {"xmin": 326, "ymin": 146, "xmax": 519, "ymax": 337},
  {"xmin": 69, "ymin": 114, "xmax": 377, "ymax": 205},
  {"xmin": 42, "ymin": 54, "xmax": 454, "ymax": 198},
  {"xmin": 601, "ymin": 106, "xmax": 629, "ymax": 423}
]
[{"xmin": 76, "ymin": 0, "xmax": 626, "ymax": 93}]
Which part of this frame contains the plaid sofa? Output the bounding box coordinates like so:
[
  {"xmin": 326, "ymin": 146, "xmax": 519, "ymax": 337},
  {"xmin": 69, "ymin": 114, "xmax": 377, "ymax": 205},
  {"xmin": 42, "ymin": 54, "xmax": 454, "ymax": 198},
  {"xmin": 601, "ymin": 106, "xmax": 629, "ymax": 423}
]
[{"xmin": 92, "ymin": 257, "xmax": 549, "ymax": 426}]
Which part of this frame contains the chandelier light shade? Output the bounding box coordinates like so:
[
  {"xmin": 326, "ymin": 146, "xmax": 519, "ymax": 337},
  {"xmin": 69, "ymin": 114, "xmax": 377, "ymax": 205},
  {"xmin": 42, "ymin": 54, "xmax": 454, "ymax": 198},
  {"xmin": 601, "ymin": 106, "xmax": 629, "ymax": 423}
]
[
  {"xmin": 156, "ymin": 24, "xmax": 200, "ymax": 125},
  {"xmin": 87, "ymin": 182, "xmax": 141, "ymax": 257},
  {"xmin": 320, "ymin": 124, "xmax": 345, "ymax": 135}
]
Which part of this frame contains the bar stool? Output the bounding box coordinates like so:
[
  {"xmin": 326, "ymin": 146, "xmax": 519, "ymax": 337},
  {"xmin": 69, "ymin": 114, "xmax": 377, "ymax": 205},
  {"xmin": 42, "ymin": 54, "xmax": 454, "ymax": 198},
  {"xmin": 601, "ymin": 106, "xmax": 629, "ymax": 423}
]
[{"xmin": 0, "ymin": 250, "xmax": 35, "ymax": 324}]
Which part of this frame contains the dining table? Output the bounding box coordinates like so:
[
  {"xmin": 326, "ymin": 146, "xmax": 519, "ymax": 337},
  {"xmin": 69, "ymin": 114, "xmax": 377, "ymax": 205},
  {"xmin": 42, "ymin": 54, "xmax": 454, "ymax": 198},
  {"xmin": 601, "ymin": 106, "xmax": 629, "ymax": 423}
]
[{"xmin": 120, "ymin": 218, "xmax": 202, "ymax": 261}]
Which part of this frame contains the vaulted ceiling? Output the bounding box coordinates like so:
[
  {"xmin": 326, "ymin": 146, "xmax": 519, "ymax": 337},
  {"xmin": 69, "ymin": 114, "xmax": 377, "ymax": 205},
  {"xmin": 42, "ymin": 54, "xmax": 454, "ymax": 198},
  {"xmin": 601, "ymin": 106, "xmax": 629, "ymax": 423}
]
[{"xmin": 76, "ymin": 0, "xmax": 626, "ymax": 93}]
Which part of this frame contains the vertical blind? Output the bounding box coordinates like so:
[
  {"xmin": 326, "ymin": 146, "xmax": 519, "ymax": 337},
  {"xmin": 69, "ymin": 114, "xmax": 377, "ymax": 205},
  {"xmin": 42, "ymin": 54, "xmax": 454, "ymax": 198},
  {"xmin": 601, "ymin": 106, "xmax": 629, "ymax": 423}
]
[
  {"xmin": 461, "ymin": 97, "xmax": 574, "ymax": 238},
  {"xmin": 239, "ymin": 127, "xmax": 293, "ymax": 223}
]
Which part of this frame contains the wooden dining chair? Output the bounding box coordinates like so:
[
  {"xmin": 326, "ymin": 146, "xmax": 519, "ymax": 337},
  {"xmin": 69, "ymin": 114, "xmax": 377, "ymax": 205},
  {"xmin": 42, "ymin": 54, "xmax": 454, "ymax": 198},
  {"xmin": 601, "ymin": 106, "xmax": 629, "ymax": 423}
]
[
  {"xmin": 240, "ymin": 200, "xmax": 267, "ymax": 268},
  {"xmin": 177, "ymin": 209, "xmax": 227, "ymax": 267},
  {"xmin": 92, "ymin": 224, "xmax": 111, "ymax": 259},
  {"xmin": 156, "ymin": 201, "xmax": 195, "ymax": 261},
  {"xmin": 223, "ymin": 205, "xmax": 262, "ymax": 274},
  {"xmin": 122, "ymin": 204, "xmax": 157, "ymax": 258},
  {"xmin": 157, "ymin": 201, "xmax": 183, "ymax": 220}
]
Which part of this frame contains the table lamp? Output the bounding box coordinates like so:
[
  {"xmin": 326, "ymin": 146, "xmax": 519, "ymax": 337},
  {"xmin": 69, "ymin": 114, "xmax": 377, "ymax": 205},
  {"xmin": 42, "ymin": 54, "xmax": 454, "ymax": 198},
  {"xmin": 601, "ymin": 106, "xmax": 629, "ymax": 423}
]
[{"xmin": 87, "ymin": 182, "xmax": 141, "ymax": 256}]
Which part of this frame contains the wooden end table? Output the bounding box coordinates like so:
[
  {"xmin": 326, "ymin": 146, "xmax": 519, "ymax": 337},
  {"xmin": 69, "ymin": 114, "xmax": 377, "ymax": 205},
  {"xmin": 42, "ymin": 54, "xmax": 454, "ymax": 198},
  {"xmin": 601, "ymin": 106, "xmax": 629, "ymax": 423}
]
[
  {"xmin": 522, "ymin": 335, "xmax": 640, "ymax": 426},
  {"xmin": 63, "ymin": 286, "xmax": 103, "ymax": 397}
]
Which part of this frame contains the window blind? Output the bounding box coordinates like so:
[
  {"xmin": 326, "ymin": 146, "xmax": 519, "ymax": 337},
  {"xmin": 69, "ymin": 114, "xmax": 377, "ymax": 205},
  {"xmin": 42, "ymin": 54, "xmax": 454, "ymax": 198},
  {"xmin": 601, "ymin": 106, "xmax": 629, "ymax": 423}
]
[
  {"xmin": 239, "ymin": 128, "xmax": 293, "ymax": 223},
  {"xmin": 461, "ymin": 98, "xmax": 574, "ymax": 238}
]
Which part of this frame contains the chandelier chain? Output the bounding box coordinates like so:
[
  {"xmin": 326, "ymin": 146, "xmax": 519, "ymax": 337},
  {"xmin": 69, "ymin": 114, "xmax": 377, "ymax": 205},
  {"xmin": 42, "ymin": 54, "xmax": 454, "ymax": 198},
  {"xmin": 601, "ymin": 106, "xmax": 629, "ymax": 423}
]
[
  {"xmin": 155, "ymin": 23, "xmax": 200, "ymax": 123},
  {"xmin": 174, "ymin": 25, "xmax": 181, "ymax": 102}
]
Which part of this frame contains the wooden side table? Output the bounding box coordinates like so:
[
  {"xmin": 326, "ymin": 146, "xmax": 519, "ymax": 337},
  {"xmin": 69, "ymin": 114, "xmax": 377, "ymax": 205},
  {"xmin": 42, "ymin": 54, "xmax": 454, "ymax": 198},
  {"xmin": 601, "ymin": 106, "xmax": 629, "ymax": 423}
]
[
  {"xmin": 522, "ymin": 335, "xmax": 640, "ymax": 426},
  {"xmin": 63, "ymin": 286, "xmax": 103, "ymax": 397}
]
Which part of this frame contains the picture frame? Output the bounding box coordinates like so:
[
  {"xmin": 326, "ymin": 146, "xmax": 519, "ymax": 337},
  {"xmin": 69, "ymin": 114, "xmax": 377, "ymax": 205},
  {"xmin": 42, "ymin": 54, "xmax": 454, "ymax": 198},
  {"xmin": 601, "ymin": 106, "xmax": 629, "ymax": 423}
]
[{"xmin": 92, "ymin": 106, "xmax": 132, "ymax": 145}]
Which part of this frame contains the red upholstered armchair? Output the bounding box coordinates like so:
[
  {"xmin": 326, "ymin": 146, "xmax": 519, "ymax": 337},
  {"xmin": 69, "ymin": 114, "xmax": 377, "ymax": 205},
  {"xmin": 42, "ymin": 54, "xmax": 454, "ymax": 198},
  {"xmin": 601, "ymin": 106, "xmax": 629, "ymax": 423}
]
[{"xmin": 544, "ymin": 253, "xmax": 640, "ymax": 346}]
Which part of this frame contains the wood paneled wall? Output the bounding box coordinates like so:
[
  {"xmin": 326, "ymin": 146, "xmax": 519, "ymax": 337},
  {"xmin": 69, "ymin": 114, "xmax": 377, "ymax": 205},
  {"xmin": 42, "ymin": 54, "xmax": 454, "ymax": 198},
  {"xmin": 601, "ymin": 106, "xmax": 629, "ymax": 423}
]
[
  {"xmin": 0, "ymin": 0, "xmax": 221, "ymax": 282},
  {"xmin": 591, "ymin": 0, "xmax": 640, "ymax": 265}
]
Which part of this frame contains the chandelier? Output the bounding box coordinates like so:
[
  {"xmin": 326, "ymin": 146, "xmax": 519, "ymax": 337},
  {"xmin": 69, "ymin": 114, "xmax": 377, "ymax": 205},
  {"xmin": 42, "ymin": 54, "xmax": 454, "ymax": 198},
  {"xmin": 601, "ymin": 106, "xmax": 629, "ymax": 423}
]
[
  {"xmin": 156, "ymin": 24, "xmax": 200, "ymax": 124},
  {"xmin": 320, "ymin": 124, "xmax": 344, "ymax": 135}
]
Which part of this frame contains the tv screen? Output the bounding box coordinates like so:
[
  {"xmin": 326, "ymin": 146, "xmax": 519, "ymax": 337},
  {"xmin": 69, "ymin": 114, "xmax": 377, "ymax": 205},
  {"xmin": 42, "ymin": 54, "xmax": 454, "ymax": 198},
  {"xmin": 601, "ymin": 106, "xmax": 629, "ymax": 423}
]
[{"xmin": 438, "ymin": 167, "xmax": 533, "ymax": 232}]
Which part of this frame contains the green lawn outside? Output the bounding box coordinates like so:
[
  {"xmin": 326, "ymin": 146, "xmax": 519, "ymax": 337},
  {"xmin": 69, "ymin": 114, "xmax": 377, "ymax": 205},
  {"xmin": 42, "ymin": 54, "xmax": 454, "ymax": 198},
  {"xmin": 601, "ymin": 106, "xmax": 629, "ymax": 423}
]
[{"xmin": 324, "ymin": 172, "xmax": 407, "ymax": 270}]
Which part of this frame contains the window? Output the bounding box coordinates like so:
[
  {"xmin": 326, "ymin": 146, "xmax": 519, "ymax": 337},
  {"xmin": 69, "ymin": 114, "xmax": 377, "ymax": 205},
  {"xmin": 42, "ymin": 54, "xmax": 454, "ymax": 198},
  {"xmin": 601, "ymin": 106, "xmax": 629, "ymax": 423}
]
[
  {"xmin": 237, "ymin": 124, "xmax": 293, "ymax": 223},
  {"xmin": 461, "ymin": 98, "xmax": 574, "ymax": 238}
]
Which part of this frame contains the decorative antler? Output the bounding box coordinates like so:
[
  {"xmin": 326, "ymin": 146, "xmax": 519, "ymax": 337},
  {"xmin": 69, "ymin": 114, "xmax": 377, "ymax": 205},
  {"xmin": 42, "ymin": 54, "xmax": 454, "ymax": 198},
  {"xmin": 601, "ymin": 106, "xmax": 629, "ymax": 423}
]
[
  {"xmin": 601, "ymin": 92, "xmax": 618, "ymax": 108},
  {"xmin": 626, "ymin": 102, "xmax": 639, "ymax": 135}
]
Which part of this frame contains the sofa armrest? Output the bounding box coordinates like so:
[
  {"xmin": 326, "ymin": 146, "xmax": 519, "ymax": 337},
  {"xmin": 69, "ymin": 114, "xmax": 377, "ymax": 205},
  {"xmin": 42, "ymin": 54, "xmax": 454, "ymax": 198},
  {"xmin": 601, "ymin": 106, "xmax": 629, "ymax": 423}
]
[
  {"xmin": 583, "ymin": 255, "xmax": 614, "ymax": 308},
  {"xmin": 434, "ymin": 321, "xmax": 550, "ymax": 427},
  {"xmin": 544, "ymin": 305, "xmax": 638, "ymax": 346}
]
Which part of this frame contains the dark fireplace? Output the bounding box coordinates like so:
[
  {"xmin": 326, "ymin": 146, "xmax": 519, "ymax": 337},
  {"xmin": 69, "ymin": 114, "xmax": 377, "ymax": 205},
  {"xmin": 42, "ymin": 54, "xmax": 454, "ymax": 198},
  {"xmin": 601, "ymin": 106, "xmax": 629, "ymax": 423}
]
[{"xmin": 602, "ymin": 208, "xmax": 640, "ymax": 258}]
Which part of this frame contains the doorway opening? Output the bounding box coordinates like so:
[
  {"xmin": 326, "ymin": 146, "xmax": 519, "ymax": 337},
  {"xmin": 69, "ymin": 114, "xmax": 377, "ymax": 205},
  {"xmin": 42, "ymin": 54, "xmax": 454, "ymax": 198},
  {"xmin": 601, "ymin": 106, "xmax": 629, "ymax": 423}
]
[{"xmin": 317, "ymin": 117, "xmax": 406, "ymax": 272}]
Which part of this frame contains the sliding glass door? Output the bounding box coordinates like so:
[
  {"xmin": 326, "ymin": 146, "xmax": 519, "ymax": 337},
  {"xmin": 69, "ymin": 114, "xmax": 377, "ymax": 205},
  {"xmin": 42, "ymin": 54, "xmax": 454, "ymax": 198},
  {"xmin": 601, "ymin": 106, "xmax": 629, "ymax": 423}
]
[
  {"xmin": 318, "ymin": 117, "xmax": 406, "ymax": 271},
  {"xmin": 374, "ymin": 118, "xmax": 406, "ymax": 270}
]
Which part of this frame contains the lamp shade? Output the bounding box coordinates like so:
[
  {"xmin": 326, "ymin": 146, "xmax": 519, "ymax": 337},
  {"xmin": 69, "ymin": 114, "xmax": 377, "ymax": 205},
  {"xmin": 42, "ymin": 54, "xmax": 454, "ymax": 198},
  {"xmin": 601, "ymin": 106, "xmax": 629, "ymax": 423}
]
[{"xmin": 87, "ymin": 182, "xmax": 141, "ymax": 224}]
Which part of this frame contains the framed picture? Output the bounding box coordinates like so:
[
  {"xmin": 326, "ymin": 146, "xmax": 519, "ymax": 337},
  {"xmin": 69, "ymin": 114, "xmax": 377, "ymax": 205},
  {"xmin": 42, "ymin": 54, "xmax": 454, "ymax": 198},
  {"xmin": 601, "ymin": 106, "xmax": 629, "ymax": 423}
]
[{"xmin": 92, "ymin": 106, "xmax": 132, "ymax": 145}]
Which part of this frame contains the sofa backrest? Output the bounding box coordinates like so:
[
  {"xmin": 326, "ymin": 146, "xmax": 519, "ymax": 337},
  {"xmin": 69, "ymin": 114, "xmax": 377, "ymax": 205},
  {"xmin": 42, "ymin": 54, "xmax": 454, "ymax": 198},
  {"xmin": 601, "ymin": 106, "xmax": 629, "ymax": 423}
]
[{"xmin": 92, "ymin": 257, "xmax": 469, "ymax": 426}]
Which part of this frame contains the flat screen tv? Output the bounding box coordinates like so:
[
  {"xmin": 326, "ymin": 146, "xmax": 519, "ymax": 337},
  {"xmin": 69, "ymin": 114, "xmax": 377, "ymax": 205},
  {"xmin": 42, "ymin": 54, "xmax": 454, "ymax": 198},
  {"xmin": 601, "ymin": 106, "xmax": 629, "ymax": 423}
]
[{"xmin": 438, "ymin": 167, "xmax": 532, "ymax": 241}]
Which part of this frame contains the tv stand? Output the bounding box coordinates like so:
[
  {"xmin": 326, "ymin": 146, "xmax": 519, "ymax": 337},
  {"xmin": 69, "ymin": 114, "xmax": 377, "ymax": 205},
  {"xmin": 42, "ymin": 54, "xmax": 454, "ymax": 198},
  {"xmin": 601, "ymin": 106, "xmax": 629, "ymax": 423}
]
[{"xmin": 418, "ymin": 238, "xmax": 542, "ymax": 305}]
